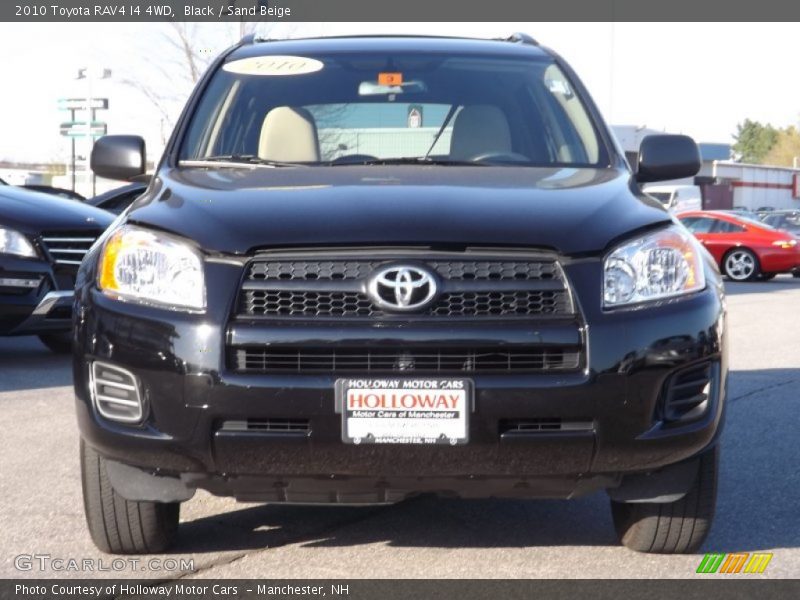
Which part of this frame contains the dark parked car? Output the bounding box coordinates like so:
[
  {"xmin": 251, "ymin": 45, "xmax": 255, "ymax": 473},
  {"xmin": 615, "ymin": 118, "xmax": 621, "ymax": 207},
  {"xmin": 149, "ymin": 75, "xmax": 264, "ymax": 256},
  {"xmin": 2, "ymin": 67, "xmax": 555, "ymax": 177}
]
[
  {"xmin": 22, "ymin": 185, "xmax": 86, "ymax": 202},
  {"xmin": 1, "ymin": 185, "xmax": 114, "ymax": 351},
  {"xmin": 1, "ymin": 174, "xmax": 86, "ymax": 201},
  {"xmin": 74, "ymin": 34, "xmax": 727, "ymax": 555},
  {"xmin": 760, "ymin": 209, "xmax": 800, "ymax": 237},
  {"xmin": 86, "ymin": 182, "xmax": 147, "ymax": 214}
]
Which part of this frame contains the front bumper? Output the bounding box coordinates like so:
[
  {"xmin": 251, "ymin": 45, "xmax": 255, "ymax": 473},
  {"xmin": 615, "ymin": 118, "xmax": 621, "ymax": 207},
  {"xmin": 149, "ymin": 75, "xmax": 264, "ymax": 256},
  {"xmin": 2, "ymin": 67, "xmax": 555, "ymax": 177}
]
[
  {"xmin": 0, "ymin": 254, "xmax": 74, "ymax": 335},
  {"xmin": 73, "ymin": 259, "xmax": 728, "ymax": 501}
]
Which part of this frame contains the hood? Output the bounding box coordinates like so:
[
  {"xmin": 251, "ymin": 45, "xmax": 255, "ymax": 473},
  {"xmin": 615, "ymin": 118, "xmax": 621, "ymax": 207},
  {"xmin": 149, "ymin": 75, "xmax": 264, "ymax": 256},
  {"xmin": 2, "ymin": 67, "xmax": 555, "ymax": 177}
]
[
  {"xmin": 129, "ymin": 166, "xmax": 670, "ymax": 256},
  {"xmin": 0, "ymin": 185, "xmax": 115, "ymax": 233}
]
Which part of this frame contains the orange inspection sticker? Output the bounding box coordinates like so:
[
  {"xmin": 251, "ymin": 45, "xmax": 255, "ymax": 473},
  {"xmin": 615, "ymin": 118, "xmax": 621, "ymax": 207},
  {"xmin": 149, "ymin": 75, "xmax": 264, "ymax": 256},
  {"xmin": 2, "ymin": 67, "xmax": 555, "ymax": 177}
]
[{"xmin": 378, "ymin": 72, "xmax": 403, "ymax": 86}]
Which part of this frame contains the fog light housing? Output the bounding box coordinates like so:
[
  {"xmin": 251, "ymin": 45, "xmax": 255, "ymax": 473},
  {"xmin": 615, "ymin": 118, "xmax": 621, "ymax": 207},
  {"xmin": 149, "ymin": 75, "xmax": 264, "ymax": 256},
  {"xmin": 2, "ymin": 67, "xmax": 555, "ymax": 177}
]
[{"xmin": 90, "ymin": 362, "xmax": 144, "ymax": 423}]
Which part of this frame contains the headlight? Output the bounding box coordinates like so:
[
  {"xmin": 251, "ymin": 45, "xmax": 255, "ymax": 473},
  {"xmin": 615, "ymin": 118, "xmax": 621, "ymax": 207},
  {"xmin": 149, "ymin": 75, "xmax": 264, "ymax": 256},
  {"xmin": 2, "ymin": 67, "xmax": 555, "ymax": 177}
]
[
  {"xmin": 98, "ymin": 225, "xmax": 205, "ymax": 311},
  {"xmin": 604, "ymin": 226, "xmax": 705, "ymax": 308},
  {"xmin": 0, "ymin": 226, "xmax": 37, "ymax": 258}
]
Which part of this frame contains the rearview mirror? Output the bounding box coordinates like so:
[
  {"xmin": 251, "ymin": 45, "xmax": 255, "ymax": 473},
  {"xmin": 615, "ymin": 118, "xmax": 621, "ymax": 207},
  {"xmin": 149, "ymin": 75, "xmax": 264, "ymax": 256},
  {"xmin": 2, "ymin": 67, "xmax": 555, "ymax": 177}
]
[
  {"xmin": 636, "ymin": 135, "xmax": 701, "ymax": 183},
  {"xmin": 91, "ymin": 135, "xmax": 146, "ymax": 181},
  {"xmin": 358, "ymin": 80, "xmax": 427, "ymax": 96}
]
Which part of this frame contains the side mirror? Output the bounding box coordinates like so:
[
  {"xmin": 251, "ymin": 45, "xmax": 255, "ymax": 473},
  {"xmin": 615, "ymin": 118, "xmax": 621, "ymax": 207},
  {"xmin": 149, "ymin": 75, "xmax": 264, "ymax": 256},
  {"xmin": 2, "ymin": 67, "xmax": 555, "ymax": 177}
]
[
  {"xmin": 91, "ymin": 135, "xmax": 146, "ymax": 181},
  {"xmin": 636, "ymin": 134, "xmax": 701, "ymax": 183}
]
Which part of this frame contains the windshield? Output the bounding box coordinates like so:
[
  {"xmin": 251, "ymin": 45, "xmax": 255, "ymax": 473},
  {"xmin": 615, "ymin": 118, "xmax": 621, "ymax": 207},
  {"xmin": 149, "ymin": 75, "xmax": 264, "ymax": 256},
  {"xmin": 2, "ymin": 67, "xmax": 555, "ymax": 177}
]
[{"xmin": 180, "ymin": 52, "xmax": 607, "ymax": 167}]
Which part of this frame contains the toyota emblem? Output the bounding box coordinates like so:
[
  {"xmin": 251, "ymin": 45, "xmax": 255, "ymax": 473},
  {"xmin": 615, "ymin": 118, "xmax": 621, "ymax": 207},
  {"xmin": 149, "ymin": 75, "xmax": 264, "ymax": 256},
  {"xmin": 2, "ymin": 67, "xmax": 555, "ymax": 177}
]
[{"xmin": 367, "ymin": 265, "xmax": 438, "ymax": 312}]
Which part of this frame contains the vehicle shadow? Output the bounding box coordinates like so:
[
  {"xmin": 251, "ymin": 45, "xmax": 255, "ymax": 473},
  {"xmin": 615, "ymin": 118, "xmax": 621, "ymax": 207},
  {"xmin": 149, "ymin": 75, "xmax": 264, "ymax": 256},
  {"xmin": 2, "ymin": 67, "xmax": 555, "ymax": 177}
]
[
  {"xmin": 170, "ymin": 367, "xmax": 799, "ymax": 555},
  {"xmin": 0, "ymin": 335, "xmax": 72, "ymax": 392}
]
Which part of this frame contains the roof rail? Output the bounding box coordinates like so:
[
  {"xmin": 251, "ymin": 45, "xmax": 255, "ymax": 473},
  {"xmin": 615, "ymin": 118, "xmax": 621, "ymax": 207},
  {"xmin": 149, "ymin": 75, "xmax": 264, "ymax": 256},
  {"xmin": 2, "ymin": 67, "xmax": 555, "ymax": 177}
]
[
  {"xmin": 506, "ymin": 32, "xmax": 539, "ymax": 46},
  {"xmin": 239, "ymin": 33, "xmax": 273, "ymax": 45}
]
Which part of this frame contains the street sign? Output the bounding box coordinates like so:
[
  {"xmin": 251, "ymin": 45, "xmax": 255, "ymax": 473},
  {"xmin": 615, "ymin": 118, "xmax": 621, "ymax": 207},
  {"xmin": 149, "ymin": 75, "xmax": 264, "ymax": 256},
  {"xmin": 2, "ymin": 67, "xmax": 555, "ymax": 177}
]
[
  {"xmin": 57, "ymin": 98, "xmax": 109, "ymax": 111},
  {"xmin": 60, "ymin": 121, "xmax": 107, "ymax": 137}
]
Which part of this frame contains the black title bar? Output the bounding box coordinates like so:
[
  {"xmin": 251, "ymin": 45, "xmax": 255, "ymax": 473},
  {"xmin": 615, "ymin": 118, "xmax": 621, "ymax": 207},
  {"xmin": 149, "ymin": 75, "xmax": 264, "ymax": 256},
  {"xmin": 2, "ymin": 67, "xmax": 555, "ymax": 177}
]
[
  {"xmin": 4, "ymin": 0, "xmax": 800, "ymax": 22},
  {"xmin": 3, "ymin": 579, "xmax": 800, "ymax": 600}
]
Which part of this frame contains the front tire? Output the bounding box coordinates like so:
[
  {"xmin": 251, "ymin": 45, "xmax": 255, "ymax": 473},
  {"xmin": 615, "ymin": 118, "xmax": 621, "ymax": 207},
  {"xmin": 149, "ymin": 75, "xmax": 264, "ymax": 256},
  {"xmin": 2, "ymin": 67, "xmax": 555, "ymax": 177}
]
[
  {"xmin": 37, "ymin": 332, "xmax": 72, "ymax": 354},
  {"xmin": 80, "ymin": 440, "xmax": 180, "ymax": 554},
  {"xmin": 722, "ymin": 248, "xmax": 760, "ymax": 281},
  {"xmin": 610, "ymin": 445, "xmax": 718, "ymax": 554}
]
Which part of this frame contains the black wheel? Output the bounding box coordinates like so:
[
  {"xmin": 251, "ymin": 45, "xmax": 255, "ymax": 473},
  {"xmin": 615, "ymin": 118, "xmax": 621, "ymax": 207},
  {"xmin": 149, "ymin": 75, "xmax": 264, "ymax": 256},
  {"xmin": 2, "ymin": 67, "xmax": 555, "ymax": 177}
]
[
  {"xmin": 37, "ymin": 332, "xmax": 72, "ymax": 354},
  {"xmin": 610, "ymin": 445, "xmax": 718, "ymax": 554},
  {"xmin": 722, "ymin": 248, "xmax": 760, "ymax": 281},
  {"xmin": 80, "ymin": 440, "xmax": 180, "ymax": 554},
  {"xmin": 793, "ymin": 270, "xmax": 800, "ymax": 278}
]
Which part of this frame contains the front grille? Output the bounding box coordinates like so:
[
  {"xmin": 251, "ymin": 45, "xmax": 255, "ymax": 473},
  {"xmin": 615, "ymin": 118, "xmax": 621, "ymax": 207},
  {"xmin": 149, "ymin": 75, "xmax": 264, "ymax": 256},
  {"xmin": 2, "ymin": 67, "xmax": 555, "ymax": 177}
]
[
  {"xmin": 41, "ymin": 231, "xmax": 100, "ymax": 266},
  {"xmin": 432, "ymin": 292, "xmax": 564, "ymax": 317},
  {"xmin": 248, "ymin": 259, "xmax": 559, "ymax": 282},
  {"xmin": 238, "ymin": 256, "xmax": 573, "ymax": 319},
  {"xmin": 244, "ymin": 290, "xmax": 566, "ymax": 318},
  {"xmin": 233, "ymin": 347, "xmax": 582, "ymax": 374},
  {"xmin": 247, "ymin": 291, "xmax": 378, "ymax": 317}
]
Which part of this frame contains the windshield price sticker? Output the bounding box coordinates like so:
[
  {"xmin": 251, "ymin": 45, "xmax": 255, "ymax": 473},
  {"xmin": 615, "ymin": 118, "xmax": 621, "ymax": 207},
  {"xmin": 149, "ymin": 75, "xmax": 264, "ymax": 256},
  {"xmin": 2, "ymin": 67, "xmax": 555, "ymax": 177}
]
[
  {"xmin": 338, "ymin": 378, "xmax": 471, "ymax": 445},
  {"xmin": 223, "ymin": 56, "xmax": 324, "ymax": 76}
]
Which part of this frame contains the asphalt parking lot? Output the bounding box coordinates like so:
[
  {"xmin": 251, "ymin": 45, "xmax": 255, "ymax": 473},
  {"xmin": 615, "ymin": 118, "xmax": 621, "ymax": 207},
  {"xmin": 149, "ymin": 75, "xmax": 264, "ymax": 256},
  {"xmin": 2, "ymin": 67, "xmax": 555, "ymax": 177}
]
[{"xmin": 1, "ymin": 277, "xmax": 798, "ymax": 579}]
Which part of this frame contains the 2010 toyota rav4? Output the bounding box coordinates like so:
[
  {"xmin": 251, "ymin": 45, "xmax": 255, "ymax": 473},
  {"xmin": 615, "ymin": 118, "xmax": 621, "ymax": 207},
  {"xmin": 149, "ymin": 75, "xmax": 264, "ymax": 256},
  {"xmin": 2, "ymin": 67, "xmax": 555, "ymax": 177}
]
[{"xmin": 74, "ymin": 34, "xmax": 727, "ymax": 555}]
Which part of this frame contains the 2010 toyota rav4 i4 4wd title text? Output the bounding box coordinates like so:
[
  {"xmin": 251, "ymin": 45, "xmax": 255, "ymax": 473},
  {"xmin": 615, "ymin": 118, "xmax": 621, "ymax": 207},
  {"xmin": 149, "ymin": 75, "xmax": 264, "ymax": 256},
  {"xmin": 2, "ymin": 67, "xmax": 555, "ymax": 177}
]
[{"xmin": 75, "ymin": 34, "xmax": 726, "ymax": 555}]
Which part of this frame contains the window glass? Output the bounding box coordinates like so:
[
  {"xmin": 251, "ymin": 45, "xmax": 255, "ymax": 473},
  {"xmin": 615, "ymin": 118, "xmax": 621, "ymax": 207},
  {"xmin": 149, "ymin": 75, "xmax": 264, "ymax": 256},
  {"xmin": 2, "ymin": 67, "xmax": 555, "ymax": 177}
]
[
  {"xmin": 180, "ymin": 52, "xmax": 607, "ymax": 167},
  {"xmin": 681, "ymin": 217, "xmax": 716, "ymax": 233}
]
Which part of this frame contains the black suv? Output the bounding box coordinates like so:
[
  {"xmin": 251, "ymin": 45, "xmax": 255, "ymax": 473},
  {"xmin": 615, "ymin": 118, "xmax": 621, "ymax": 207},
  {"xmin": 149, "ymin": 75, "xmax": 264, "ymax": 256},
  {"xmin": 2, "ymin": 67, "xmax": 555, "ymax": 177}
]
[
  {"xmin": 1, "ymin": 184, "xmax": 113, "ymax": 351},
  {"xmin": 75, "ymin": 34, "xmax": 727, "ymax": 555}
]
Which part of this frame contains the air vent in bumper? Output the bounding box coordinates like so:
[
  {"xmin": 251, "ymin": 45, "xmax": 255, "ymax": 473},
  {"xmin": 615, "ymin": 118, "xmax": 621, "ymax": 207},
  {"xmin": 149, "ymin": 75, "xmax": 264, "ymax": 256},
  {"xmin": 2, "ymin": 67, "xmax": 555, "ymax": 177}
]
[
  {"xmin": 90, "ymin": 362, "xmax": 143, "ymax": 423},
  {"xmin": 499, "ymin": 418, "xmax": 595, "ymax": 435},
  {"xmin": 661, "ymin": 362, "xmax": 717, "ymax": 423},
  {"xmin": 220, "ymin": 418, "xmax": 311, "ymax": 433}
]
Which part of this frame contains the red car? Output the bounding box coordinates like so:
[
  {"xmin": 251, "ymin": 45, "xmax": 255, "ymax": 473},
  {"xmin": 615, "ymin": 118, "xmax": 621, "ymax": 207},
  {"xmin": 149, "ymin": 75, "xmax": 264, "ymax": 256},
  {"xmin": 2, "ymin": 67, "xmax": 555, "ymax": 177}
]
[{"xmin": 678, "ymin": 210, "xmax": 800, "ymax": 281}]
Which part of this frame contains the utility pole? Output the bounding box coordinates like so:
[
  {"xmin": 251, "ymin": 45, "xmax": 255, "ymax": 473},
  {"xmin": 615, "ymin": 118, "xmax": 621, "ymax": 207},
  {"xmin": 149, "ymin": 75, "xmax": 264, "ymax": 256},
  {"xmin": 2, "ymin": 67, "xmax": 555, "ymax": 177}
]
[
  {"xmin": 77, "ymin": 67, "xmax": 111, "ymax": 196},
  {"xmin": 70, "ymin": 108, "xmax": 76, "ymax": 192}
]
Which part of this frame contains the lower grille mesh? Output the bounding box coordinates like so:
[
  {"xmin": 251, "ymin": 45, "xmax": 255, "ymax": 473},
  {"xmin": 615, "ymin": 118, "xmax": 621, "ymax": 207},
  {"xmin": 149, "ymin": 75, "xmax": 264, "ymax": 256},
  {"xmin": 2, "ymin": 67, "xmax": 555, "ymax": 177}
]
[
  {"xmin": 220, "ymin": 418, "xmax": 310, "ymax": 433},
  {"xmin": 233, "ymin": 347, "xmax": 582, "ymax": 374},
  {"xmin": 243, "ymin": 290, "xmax": 568, "ymax": 318}
]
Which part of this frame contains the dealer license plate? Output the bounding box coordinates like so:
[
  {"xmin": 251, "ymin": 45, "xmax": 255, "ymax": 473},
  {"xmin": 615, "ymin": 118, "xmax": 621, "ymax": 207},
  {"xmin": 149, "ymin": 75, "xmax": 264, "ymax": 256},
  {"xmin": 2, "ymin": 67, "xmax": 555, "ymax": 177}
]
[{"xmin": 337, "ymin": 378, "xmax": 472, "ymax": 445}]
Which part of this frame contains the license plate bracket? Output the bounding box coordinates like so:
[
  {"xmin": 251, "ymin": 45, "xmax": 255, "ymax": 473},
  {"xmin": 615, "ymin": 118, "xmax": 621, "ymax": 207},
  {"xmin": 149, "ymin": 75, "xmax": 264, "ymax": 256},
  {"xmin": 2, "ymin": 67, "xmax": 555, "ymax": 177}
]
[{"xmin": 336, "ymin": 377, "xmax": 472, "ymax": 445}]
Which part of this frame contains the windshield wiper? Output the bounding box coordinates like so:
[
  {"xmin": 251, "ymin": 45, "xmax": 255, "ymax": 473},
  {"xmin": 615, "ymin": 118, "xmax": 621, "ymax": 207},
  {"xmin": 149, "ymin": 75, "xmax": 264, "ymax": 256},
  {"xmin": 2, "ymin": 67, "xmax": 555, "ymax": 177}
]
[
  {"xmin": 324, "ymin": 157, "xmax": 488, "ymax": 167},
  {"xmin": 180, "ymin": 155, "xmax": 302, "ymax": 168}
]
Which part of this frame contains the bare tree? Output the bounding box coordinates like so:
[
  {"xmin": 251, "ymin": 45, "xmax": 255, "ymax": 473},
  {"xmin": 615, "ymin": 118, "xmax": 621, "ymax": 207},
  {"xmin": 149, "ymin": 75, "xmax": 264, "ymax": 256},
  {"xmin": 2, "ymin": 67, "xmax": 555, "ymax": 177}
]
[{"xmin": 120, "ymin": 22, "xmax": 292, "ymax": 144}]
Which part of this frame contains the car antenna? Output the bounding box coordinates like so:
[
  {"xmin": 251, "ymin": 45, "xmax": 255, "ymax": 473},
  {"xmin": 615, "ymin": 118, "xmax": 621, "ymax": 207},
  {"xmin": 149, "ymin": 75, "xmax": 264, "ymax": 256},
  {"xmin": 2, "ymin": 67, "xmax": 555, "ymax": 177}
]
[{"xmin": 505, "ymin": 32, "xmax": 539, "ymax": 46}]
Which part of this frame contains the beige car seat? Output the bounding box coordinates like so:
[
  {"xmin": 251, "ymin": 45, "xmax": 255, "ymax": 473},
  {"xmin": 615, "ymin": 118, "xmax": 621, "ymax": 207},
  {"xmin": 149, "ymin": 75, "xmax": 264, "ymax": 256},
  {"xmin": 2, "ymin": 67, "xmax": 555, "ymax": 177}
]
[
  {"xmin": 258, "ymin": 106, "xmax": 320, "ymax": 162},
  {"xmin": 449, "ymin": 105, "xmax": 512, "ymax": 161}
]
